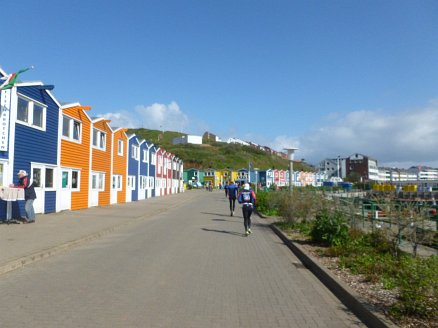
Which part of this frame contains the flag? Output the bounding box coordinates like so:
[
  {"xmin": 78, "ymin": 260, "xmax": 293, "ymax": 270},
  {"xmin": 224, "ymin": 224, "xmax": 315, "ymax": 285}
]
[{"xmin": 0, "ymin": 66, "xmax": 34, "ymax": 91}]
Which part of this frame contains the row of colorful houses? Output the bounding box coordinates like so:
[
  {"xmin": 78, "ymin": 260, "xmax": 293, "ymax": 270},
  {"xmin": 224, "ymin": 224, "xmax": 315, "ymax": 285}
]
[
  {"xmin": 184, "ymin": 168, "xmax": 327, "ymax": 188},
  {"xmin": 0, "ymin": 66, "xmax": 183, "ymax": 220}
]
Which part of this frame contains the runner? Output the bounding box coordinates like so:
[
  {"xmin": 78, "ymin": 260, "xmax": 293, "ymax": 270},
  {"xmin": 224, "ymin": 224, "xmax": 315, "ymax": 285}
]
[
  {"xmin": 237, "ymin": 183, "xmax": 256, "ymax": 236},
  {"xmin": 227, "ymin": 180, "xmax": 238, "ymax": 216}
]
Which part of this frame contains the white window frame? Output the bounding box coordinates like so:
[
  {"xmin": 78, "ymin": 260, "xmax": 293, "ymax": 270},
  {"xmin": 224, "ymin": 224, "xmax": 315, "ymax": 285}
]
[
  {"xmin": 127, "ymin": 175, "xmax": 136, "ymax": 190},
  {"xmin": 62, "ymin": 115, "xmax": 82, "ymax": 143},
  {"xmin": 132, "ymin": 145, "xmax": 139, "ymax": 160},
  {"xmin": 61, "ymin": 168, "xmax": 81, "ymax": 191},
  {"xmin": 151, "ymin": 153, "xmax": 156, "ymax": 165},
  {"xmin": 0, "ymin": 162, "xmax": 5, "ymax": 187},
  {"xmin": 91, "ymin": 172, "xmax": 105, "ymax": 191},
  {"xmin": 117, "ymin": 139, "xmax": 123, "ymax": 156},
  {"xmin": 143, "ymin": 149, "xmax": 149, "ymax": 163},
  {"xmin": 92, "ymin": 128, "xmax": 106, "ymax": 150},
  {"xmin": 16, "ymin": 94, "xmax": 47, "ymax": 131},
  {"xmin": 112, "ymin": 174, "xmax": 122, "ymax": 191}
]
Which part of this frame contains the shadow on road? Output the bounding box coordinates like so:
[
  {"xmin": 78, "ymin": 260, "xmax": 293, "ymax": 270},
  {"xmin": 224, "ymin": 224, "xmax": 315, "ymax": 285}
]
[
  {"xmin": 201, "ymin": 228, "xmax": 245, "ymax": 237},
  {"xmin": 200, "ymin": 212, "xmax": 233, "ymax": 218}
]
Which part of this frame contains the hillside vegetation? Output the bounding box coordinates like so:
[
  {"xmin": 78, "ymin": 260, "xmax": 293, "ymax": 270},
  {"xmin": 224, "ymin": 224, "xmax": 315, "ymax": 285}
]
[{"xmin": 128, "ymin": 128, "xmax": 312, "ymax": 171}]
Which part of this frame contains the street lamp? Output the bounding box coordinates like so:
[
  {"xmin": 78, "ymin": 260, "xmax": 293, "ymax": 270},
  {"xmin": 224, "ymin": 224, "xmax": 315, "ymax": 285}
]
[
  {"xmin": 254, "ymin": 168, "xmax": 259, "ymax": 193},
  {"xmin": 284, "ymin": 147, "xmax": 298, "ymax": 191}
]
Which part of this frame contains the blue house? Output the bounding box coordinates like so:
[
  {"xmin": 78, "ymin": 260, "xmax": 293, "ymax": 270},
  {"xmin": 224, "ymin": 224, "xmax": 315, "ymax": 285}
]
[
  {"xmin": 127, "ymin": 134, "xmax": 141, "ymax": 202},
  {"xmin": 148, "ymin": 144, "xmax": 157, "ymax": 198},
  {"xmin": 138, "ymin": 138, "xmax": 148, "ymax": 200},
  {"xmin": 0, "ymin": 74, "xmax": 61, "ymax": 219}
]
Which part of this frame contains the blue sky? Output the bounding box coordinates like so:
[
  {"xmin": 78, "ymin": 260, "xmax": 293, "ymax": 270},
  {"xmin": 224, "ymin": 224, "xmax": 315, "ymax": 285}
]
[{"xmin": 2, "ymin": 0, "xmax": 438, "ymax": 168}]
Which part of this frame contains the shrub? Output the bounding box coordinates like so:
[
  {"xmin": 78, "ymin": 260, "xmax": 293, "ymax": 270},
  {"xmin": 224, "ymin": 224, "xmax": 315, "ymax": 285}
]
[
  {"xmin": 255, "ymin": 191, "xmax": 280, "ymax": 216},
  {"xmin": 310, "ymin": 209, "xmax": 350, "ymax": 246},
  {"xmin": 391, "ymin": 255, "xmax": 438, "ymax": 319}
]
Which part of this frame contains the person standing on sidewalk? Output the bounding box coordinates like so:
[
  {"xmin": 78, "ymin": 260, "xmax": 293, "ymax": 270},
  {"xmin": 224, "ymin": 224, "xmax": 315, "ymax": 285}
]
[
  {"xmin": 238, "ymin": 183, "xmax": 256, "ymax": 236},
  {"xmin": 11, "ymin": 170, "xmax": 36, "ymax": 223},
  {"xmin": 227, "ymin": 180, "xmax": 238, "ymax": 216}
]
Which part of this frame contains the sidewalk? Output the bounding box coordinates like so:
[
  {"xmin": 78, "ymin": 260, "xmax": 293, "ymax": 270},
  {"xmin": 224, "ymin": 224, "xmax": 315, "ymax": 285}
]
[{"xmin": 0, "ymin": 192, "xmax": 195, "ymax": 275}]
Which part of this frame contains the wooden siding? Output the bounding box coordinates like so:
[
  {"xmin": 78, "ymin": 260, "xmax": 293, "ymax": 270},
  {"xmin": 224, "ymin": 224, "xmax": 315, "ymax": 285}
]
[
  {"xmin": 128, "ymin": 137, "xmax": 139, "ymax": 201},
  {"xmin": 112, "ymin": 129, "xmax": 127, "ymax": 204},
  {"xmin": 61, "ymin": 106, "xmax": 91, "ymax": 210},
  {"xmin": 92, "ymin": 120, "xmax": 112, "ymax": 206},
  {"xmin": 13, "ymin": 86, "xmax": 59, "ymax": 214}
]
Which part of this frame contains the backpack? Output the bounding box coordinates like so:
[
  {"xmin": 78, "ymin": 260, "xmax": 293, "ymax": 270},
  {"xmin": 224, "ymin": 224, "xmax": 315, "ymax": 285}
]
[{"xmin": 242, "ymin": 191, "xmax": 251, "ymax": 202}]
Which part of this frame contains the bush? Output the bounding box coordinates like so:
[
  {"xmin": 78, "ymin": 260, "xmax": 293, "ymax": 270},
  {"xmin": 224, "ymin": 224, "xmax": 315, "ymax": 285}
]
[
  {"xmin": 255, "ymin": 191, "xmax": 280, "ymax": 216},
  {"xmin": 310, "ymin": 209, "xmax": 350, "ymax": 246},
  {"xmin": 391, "ymin": 255, "xmax": 438, "ymax": 319},
  {"xmin": 276, "ymin": 189, "xmax": 327, "ymax": 223}
]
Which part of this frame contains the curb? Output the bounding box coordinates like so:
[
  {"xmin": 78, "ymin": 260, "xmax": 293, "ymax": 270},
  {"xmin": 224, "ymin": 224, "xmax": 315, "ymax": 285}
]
[{"xmin": 270, "ymin": 224, "xmax": 397, "ymax": 328}]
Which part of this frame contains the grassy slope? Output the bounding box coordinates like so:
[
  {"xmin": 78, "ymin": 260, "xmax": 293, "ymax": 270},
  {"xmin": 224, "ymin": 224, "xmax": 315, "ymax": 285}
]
[{"xmin": 128, "ymin": 128, "xmax": 312, "ymax": 171}]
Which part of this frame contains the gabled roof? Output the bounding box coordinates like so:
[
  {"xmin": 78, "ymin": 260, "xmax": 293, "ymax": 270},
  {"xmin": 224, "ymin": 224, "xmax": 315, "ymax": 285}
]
[
  {"xmin": 61, "ymin": 103, "xmax": 93, "ymax": 122},
  {"xmin": 16, "ymin": 81, "xmax": 62, "ymax": 108}
]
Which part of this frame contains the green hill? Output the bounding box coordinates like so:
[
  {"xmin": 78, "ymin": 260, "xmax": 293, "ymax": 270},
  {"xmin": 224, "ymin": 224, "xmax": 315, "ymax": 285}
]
[{"xmin": 128, "ymin": 128, "xmax": 312, "ymax": 172}]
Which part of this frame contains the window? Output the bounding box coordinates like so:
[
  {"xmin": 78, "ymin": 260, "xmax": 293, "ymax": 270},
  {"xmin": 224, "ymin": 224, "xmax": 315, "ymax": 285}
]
[
  {"xmin": 62, "ymin": 171, "xmax": 69, "ymax": 188},
  {"xmin": 118, "ymin": 140, "xmax": 123, "ymax": 156},
  {"xmin": 72, "ymin": 170, "xmax": 79, "ymax": 190},
  {"xmin": 61, "ymin": 169, "xmax": 80, "ymax": 190},
  {"xmin": 151, "ymin": 153, "xmax": 156, "ymax": 165},
  {"xmin": 32, "ymin": 168, "xmax": 41, "ymax": 187},
  {"xmin": 91, "ymin": 172, "xmax": 105, "ymax": 191},
  {"xmin": 140, "ymin": 176, "xmax": 147, "ymax": 189},
  {"xmin": 112, "ymin": 174, "xmax": 122, "ymax": 190},
  {"xmin": 45, "ymin": 168, "xmax": 54, "ymax": 188},
  {"xmin": 92, "ymin": 128, "xmax": 106, "ymax": 150},
  {"xmin": 143, "ymin": 149, "xmax": 149, "ymax": 163},
  {"xmin": 62, "ymin": 115, "xmax": 81, "ymax": 142},
  {"xmin": 0, "ymin": 163, "xmax": 3, "ymax": 187},
  {"xmin": 17, "ymin": 95, "xmax": 46, "ymax": 129},
  {"xmin": 127, "ymin": 175, "xmax": 135, "ymax": 189},
  {"xmin": 131, "ymin": 145, "xmax": 139, "ymax": 160}
]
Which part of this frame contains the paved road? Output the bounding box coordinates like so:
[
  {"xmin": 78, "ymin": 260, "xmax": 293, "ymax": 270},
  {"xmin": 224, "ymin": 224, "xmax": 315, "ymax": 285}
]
[{"xmin": 0, "ymin": 190, "xmax": 364, "ymax": 327}]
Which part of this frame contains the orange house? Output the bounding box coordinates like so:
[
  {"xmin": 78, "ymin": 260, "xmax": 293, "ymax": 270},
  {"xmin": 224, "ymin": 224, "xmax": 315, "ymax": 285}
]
[
  {"xmin": 111, "ymin": 127, "xmax": 128, "ymax": 204},
  {"xmin": 90, "ymin": 118, "xmax": 113, "ymax": 207},
  {"xmin": 59, "ymin": 103, "xmax": 92, "ymax": 211}
]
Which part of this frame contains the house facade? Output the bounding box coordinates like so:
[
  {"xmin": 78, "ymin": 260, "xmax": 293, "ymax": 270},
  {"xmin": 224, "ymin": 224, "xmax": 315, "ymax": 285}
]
[
  {"xmin": 1, "ymin": 81, "xmax": 62, "ymax": 218},
  {"xmin": 111, "ymin": 127, "xmax": 128, "ymax": 204},
  {"xmin": 89, "ymin": 118, "xmax": 113, "ymax": 207},
  {"xmin": 60, "ymin": 103, "xmax": 92, "ymax": 211}
]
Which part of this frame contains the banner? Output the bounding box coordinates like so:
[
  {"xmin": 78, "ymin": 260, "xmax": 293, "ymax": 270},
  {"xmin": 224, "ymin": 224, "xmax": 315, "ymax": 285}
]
[{"xmin": 0, "ymin": 89, "xmax": 11, "ymax": 151}]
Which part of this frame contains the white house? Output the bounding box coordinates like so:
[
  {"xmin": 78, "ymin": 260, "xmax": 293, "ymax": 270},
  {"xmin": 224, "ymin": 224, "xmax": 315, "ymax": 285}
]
[{"xmin": 172, "ymin": 135, "xmax": 202, "ymax": 145}]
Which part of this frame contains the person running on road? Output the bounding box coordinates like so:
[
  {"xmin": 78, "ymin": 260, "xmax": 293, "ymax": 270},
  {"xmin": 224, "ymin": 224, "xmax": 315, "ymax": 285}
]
[
  {"xmin": 227, "ymin": 180, "xmax": 238, "ymax": 216},
  {"xmin": 238, "ymin": 183, "xmax": 256, "ymax": 236}
]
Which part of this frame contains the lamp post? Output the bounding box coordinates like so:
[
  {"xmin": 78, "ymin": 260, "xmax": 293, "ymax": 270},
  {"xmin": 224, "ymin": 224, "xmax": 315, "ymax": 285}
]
[
  {"xmin": 254, "ymin": 168, "xmax": 259, "ymax": 193},
  {"xmin": 284, "ymin": 148, "xmax": 298, "ymax": 191}
]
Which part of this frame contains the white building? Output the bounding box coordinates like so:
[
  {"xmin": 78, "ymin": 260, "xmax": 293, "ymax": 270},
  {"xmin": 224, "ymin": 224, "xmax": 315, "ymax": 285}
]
[
  {"xmin": 172, "ymin": 135, "xmax": 202, "ymax": 145},
  {"xmin": 227, "ymin": 137, "xmax": 250, "ymax": 146}
]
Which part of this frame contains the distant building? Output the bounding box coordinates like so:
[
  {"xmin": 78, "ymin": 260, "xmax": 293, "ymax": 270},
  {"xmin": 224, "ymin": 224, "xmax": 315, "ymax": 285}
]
[
  {"xmin": 319, "ymin": 157, "xmax": 346, "ymax": 179},
  {"xmin": 172, "ymin": 134, "xmax": 202, "ymax": 145},
  {"xmin": 346, "ymin": 153, "xmax": 379, "ymax": 182},
  {"xmin": 226, "ymin": 137, "xmax": 249, "ymax": 146},
  {"xmin": 203, "ymin": 131, "xmax": 222, "ymax": 142}
]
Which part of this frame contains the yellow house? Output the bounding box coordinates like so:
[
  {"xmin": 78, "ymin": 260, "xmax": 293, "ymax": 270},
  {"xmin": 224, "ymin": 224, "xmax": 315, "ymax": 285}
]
[
  {"xmin": 204, "ymin": 168, "xmax": 222, "ymax": 188},
  {"xmin": 219, "ymin": 168, "xmax": 238, "ymax": 185}
]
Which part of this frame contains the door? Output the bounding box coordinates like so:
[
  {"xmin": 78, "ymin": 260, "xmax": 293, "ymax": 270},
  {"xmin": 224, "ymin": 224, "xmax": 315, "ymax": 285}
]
[
  {"xmin": 31, "ymin": 165, "xmax": 55, "ymax": 214},
  {"xmin": 59, "ymin": 169, "xmax": 72, "ymax": 211}
]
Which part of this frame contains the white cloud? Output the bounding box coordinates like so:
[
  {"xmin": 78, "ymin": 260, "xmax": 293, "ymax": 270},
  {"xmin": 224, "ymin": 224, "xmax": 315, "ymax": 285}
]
[
  {"xmin": 102, "ymin": 101, "xmax": 189, "ymax": 132},
  {"xmin": 291, "ymin": 102, "xmax": 438, "ymax": 168}
]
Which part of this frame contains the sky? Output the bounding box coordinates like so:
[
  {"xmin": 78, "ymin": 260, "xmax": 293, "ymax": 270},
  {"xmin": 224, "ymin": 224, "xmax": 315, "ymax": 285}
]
[{"xmin": 2, "ymin": 0, "xmax": 438, "ymax": 168}]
